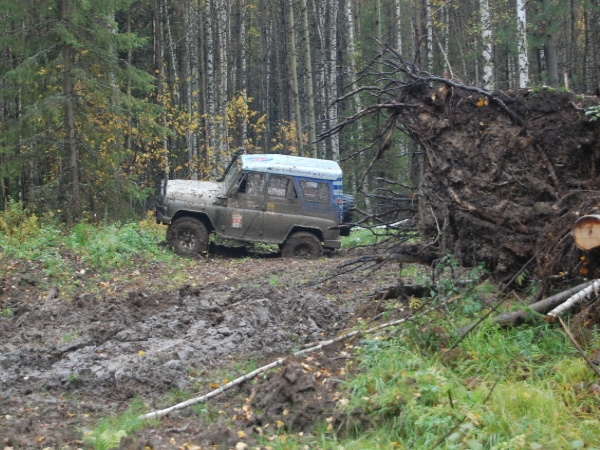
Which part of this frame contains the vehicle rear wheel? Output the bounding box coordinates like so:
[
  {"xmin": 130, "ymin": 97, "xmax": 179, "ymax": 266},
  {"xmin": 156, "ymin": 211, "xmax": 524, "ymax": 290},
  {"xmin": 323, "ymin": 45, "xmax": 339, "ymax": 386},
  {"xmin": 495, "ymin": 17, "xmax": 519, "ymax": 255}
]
[
  {"xmin": 281, "ymin": 231, "xmax": 323, "ymax": 259},
  {"xmin": 167, "ymin": 217, "xmax": 209, "ymax": 256}
]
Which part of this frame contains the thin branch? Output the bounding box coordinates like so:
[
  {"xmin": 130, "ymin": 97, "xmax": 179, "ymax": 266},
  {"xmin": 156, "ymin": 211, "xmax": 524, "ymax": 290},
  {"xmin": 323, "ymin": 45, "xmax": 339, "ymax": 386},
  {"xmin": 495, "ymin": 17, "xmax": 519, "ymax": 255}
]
[{"xmin": 558, "ymin": 317, "xmax": 600, "ymax": 378}]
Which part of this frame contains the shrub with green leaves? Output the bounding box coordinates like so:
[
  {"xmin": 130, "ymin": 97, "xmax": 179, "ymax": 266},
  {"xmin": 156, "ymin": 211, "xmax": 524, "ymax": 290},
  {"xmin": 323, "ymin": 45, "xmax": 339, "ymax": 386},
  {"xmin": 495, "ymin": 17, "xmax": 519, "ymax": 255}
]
[{"xmin": 585, "ymin": 105, "xmax": 600, "ymax": 122}]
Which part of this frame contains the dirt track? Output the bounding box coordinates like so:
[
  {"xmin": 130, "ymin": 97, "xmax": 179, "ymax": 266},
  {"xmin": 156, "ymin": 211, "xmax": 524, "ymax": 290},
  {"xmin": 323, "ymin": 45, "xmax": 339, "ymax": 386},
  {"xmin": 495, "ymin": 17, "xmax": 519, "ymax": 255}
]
[{"xmin": 0, "ymin": 248, "xmax": 398, "ymax": 448}]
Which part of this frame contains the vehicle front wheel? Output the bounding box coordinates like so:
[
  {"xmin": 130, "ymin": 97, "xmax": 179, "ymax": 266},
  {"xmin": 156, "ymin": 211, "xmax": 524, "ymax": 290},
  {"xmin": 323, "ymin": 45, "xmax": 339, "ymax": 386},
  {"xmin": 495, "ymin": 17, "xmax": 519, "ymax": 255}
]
[
  {"xmin": 167, "ymin": 217, "xmax": 209, "ymax": 256},
  {"xmin": 281, "ymin": 231, "xmax": 323, "ymax": 259}
]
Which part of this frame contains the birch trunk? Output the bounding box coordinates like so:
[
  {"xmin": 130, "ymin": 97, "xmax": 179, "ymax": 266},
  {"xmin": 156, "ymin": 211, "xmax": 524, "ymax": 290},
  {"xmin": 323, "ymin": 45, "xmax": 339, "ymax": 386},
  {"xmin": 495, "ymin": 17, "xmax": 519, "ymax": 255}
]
[
  {"xmin": 480, "ymin": 0, "xmax": 494, "ymax": 89},
  {"xmin": 425, "ymin": 0, "xmax": 433, "ymax": 71},
  {"xmin": 541, "ymin": 0, "xmax": 559, "ymax": 87},
  {"xmin": 327, "ymin": 0, "xmax": 339, "ymax": 161},
  {"xmin": 215, "ymin": 0, "xmax": 229, "ymax": 169},
  {"xmin": 345, "ymin": 0, "xmax": 370, "ymax": 212},
  {"xmin": 196, "ymin": 1, "xmax": 209, "ymax": 178},
  {"xmin": 516, "ymin": 0, "xmax": 529, "ymax": 88},
  {"xmin": 287, "ymin": 0, "xmax": 304, "ymax": 155},
  {"xmin": 395, "ymin": 0, "xmax": 402, "ymax": 52},
  {"xmin": 300, "ymin": 0, "xmax": 317, "ymax": 158},
  {"xmin": 238, "ymin": 0, "xmax": 248, "ymax": 148},
  {"xmin": 205, "ymin": 0, "xmax": 217, "ymax": 175},
  {"xmin": 259, "ymin": 0, "xmax": 270, "ymax": 151}
]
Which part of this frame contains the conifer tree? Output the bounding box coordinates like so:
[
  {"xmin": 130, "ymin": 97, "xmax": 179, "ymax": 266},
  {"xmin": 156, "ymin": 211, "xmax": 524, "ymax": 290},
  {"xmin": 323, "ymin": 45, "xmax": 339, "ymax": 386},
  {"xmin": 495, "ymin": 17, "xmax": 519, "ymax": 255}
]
[{"xmin": 0, "ymin": 0, "xmax": 160, "ymax": 218}]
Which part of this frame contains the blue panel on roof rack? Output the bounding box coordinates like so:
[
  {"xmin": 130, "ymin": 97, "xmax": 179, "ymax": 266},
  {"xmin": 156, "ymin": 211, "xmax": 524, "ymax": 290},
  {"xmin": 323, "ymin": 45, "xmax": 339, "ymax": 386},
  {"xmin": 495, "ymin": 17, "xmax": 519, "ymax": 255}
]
[{"xmin": 241, "ymin": 154, "xmax": 342, "ymax": 180}]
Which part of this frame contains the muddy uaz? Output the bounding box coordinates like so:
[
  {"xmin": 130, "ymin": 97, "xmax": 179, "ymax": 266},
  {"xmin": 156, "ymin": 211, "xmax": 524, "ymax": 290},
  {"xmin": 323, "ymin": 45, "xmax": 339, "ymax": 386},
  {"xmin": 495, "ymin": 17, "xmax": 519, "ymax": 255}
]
[{"xmin": 156, "ymin": 151, "xmax": 354, "ymax": 258}]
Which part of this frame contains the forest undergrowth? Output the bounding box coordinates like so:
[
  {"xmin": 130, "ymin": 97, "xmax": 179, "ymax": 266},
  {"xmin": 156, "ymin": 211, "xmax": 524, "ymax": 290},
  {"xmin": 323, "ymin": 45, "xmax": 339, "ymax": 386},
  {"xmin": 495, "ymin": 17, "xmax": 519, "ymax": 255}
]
[{"xmin": 1, "ymin": 203, "xmax": 600, "ymax": 449}]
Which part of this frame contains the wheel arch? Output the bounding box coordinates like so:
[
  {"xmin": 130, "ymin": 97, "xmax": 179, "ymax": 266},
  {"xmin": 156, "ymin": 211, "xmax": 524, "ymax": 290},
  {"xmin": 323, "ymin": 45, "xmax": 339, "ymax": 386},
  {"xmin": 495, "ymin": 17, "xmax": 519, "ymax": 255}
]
[
  {"xmin": 171, "ymin": 210, "xmax": 214, "ymax": 233},
  {"xmin": 284, "ymin": 226, "xmax": 323, "ymax": 243}
]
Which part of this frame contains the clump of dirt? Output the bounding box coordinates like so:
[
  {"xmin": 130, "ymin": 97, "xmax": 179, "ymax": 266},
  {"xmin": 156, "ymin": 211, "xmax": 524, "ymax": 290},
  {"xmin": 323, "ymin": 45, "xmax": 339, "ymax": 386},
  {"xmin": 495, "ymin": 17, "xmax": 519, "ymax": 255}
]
[{"xmin": 0, "ymin": 251, "xmax": 398, "ymax": 449}]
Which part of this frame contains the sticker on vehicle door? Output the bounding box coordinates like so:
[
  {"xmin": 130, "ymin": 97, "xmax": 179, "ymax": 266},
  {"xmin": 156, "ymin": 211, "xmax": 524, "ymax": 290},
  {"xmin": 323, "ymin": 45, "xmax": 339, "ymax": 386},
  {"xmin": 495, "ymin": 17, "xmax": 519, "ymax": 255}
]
[{"xmin": 232, "ymin": 213, "xmax": 243, "ymax": 228}]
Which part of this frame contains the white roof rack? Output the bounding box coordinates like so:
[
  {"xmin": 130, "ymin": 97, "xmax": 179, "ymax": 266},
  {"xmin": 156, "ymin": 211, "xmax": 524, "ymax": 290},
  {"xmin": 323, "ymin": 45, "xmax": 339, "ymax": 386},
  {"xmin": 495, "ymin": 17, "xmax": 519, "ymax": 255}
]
[{"xmin": 241, "ymin": 154, "xmax": 342, "ymax": 180}]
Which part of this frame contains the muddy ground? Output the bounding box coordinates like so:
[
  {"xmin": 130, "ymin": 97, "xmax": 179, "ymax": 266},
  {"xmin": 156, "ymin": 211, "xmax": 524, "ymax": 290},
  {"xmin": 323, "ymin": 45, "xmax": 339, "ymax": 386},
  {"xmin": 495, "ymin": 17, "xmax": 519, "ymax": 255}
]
[{"xmin": 0, "ymin": 247, "xmax": 403, "ymax": 449}]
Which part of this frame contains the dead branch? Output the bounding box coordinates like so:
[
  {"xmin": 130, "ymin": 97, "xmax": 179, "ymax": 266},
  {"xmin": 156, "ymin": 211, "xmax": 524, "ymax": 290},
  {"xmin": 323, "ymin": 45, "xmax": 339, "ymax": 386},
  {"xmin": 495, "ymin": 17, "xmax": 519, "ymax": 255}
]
[{"xmin": 558, "ymin": 317, "xmax": 600, "ymax": 378}]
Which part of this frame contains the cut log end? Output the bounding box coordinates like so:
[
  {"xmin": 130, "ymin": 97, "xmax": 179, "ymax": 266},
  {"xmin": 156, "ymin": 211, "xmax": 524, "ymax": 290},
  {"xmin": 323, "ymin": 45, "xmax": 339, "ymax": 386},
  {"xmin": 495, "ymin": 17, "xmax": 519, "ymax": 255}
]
[{"xmin": 573, "ymin": 215, "xmax": 600, "ymax": 251}]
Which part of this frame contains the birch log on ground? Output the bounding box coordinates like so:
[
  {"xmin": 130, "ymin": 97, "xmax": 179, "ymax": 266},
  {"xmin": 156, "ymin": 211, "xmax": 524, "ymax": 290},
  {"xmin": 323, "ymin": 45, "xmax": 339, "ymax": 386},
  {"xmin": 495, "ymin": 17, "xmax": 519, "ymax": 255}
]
[
  {"xmin": 492, "ymin": 280, "xmax": 596, "ymax": 326},
  {"xmin": 547, "ymin": 279, "xmax": 600, "ymax": 318}
]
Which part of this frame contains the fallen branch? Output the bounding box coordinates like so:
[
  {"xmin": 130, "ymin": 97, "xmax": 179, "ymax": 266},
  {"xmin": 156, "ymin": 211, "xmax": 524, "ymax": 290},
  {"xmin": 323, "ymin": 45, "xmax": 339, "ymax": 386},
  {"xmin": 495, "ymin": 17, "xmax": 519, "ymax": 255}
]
[
  {"xmin": 558, "ymin": 317, "xmax": 600, "ymax": 378},
  {"xmin": 493, "ymin": 280, "xmax": 596, "ymax": 326},
  {"xmin": 547, "ymin": 279, "xmax": 600, "ymax": 318},
  {"xmin": 138, "ymin": 306, "xmax": 436, "ymax": 421}
]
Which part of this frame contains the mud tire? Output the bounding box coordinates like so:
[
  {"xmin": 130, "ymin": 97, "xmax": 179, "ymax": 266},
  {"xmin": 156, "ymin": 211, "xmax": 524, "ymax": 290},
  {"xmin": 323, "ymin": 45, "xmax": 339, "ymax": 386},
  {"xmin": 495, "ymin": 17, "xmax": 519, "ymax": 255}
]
[
  {"xmin": 167, "ymin": 217, "xmax": 209, "ymax": 256},
  {"xmin": 281, "ymin": 231, "xmax": 323, "ymax": 259}
]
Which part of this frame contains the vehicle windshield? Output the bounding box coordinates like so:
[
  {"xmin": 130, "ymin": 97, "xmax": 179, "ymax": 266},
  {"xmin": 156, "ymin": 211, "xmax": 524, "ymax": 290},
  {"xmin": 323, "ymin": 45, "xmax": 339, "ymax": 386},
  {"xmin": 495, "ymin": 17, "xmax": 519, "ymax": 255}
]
[{"xmin": 222, "ymin": 158, "xmax": 241, "ymax": 189}]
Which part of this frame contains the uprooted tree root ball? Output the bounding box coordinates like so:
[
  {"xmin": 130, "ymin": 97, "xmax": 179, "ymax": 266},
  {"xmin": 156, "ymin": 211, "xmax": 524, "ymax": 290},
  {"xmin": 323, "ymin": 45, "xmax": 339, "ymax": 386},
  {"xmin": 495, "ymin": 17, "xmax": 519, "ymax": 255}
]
[{"xmin": 327, "ymin": 49, "xmax": 600, "ymax": 284}]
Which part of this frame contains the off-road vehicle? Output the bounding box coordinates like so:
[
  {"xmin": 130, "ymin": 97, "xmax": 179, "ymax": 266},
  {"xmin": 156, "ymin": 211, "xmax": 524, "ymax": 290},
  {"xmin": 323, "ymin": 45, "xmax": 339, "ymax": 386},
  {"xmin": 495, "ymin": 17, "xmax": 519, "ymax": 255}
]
[{"xmin": 156, "ymin": 151, "xmax": 354, "ymax": 258}]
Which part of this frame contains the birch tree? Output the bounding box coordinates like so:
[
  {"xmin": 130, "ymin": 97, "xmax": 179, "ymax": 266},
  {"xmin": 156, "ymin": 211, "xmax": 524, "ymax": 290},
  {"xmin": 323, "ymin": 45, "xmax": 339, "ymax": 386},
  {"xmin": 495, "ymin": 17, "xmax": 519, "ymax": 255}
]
[
  {"xmin": 300, "ymin": 0, "xmax": 317, "ymax": 158},
  {"xmin": 287, "ymin": 0, "xmax": 304, "ymax": 155},
  {"xmin": 480, "ymin": 0, "xmax": 494, "ymax": 89},
  {"xmin": 516, "ymin": 0, "xmax": 529, "ymax": 88},
  {"xmin": 326, "ymin": 0, "xmax": 340, "ymax": 161}
]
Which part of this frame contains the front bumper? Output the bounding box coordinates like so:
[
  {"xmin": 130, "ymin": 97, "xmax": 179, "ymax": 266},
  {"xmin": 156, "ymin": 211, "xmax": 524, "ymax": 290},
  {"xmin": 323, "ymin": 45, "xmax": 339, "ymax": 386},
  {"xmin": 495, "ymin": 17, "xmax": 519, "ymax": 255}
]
[{"xmin": 323, "ymin": 239, "xmax": 341, "ymax": 249}]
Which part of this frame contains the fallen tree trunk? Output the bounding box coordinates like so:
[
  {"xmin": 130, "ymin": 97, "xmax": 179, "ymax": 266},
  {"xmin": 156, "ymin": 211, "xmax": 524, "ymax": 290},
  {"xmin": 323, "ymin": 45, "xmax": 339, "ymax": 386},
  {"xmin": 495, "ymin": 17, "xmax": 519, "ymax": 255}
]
[
  {"xmin": 547, "ymin": 279, "xmax": 600, "ymax": 318},
  {"xmin": 493, "ymin": 280, "xmax": 596, "ymax": 326}
]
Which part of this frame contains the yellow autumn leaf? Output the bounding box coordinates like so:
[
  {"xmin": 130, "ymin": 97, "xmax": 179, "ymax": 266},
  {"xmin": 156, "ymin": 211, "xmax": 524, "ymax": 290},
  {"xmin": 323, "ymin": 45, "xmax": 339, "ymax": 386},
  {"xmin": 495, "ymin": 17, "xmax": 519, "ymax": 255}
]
[
  {"xmin": 137, "ymin": 350, "xmax": 146, "ymax": 357},
  {"xmin": 237, "ymin": 430, "xmax": 247, "ymax": 438},
  {"xmin": 476, "ymin": 97, "xmax": 488, "ymax": 107}
]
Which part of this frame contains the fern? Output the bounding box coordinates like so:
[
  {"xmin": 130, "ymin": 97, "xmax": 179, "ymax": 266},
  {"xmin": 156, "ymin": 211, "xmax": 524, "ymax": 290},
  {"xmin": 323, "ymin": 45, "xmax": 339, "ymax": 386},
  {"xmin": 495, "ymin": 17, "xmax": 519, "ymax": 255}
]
[
  {"xmin": 98, "ymin": 429, "xmax": 127, "ymax": 450},
  {"xmin": 515, "ymin": 268, "xmax": 529, "ymax": 287}
]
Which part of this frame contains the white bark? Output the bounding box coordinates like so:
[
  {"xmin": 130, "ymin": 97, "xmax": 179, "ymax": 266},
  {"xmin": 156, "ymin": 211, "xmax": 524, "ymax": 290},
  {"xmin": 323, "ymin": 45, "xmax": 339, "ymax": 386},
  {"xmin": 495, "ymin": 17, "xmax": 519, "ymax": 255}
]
[
  {"xmin": 480, "ymin": 0, "xmax": 494, "ymax": 89},
  {"xmin": 300, "ymin": 0, "xmax": 317, "ymax": 158},
  {"xmin": 205, "ymin": 0, "xmax": 216, "ymax": 175},
  {"xmin": 345, "ymin": 0, "xmax": 370, "ymax": 212},
  {"xmin": 239, "ymin": 0, "xmax": 248, "ymax": 148},
  {"xmin": 547, "ymin": 279, "xmax": 600, "ymax": 318},
  {"xmin": 287, "ymin": 0, "xmax": 304, "ymax": 155},
  {"xmin": 395, "ymin": 0, "xmax": 402, "ymax": 52},
  {"xmin": 516, "ymin": 0, "xmax": 529, "ymax": 88},
  {"xmin": 215, "ymin": 0, "xmax": 229, "ymax": 168},
  {"xmin": 425, "ymin": 0, "xmax": 433, "ymax": 71},
  {"xmin": 327, "ymin": 0, "xmax": 339, "ymax": 161}
]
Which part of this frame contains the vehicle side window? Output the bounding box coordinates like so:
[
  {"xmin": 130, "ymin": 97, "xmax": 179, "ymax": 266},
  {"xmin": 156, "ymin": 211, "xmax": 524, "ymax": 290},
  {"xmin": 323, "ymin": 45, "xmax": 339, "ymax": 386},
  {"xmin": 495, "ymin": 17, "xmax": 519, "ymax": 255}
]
[
  {"xmin": 267, "ymin": 175, "xmax": 296, "ymax": 199},
  {"xmin": 237, "ymin": 172, "xmax": 265, "ymax": 195},
  {"xmin": 300, "ymin": 180, "xmax": 329, "ymax": 203}
]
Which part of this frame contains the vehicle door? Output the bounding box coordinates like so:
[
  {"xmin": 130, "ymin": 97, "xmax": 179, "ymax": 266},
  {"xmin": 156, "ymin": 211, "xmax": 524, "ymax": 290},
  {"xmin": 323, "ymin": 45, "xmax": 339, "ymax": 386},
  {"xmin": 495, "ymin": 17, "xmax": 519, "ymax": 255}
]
[
  {"xmin": 224, "ymin": 171, "xmax": 266, "ymax": 239},
  {"xmin": 262, "ymin": 174, "xmax": 302, "ymax": 242}
]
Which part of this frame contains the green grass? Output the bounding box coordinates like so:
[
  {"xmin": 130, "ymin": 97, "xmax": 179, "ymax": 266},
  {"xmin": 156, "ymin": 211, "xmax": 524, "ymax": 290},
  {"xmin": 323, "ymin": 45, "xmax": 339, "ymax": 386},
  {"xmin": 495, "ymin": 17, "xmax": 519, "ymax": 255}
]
[
  {"xmin": 0, "ymin": 204, "xmax": 176, "ymax": 294},
  {"xmin": 82, "ymin": 399, "xmax": 158, "ymax": 450},
  {"xmin": 341, "ymin": 226, "xmax": 399, "ymax": 248},
  {"xmin": 289, "ymin": 320, "xmax": 600, "ymax": 450}
]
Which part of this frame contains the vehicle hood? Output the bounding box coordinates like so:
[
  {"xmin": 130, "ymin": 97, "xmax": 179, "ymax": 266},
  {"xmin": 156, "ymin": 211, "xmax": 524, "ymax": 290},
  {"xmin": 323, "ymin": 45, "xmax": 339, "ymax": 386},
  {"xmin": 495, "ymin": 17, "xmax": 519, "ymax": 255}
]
[{"xmin": 166, "ymin": 180, "xmax": 226, "ymax": 206}]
